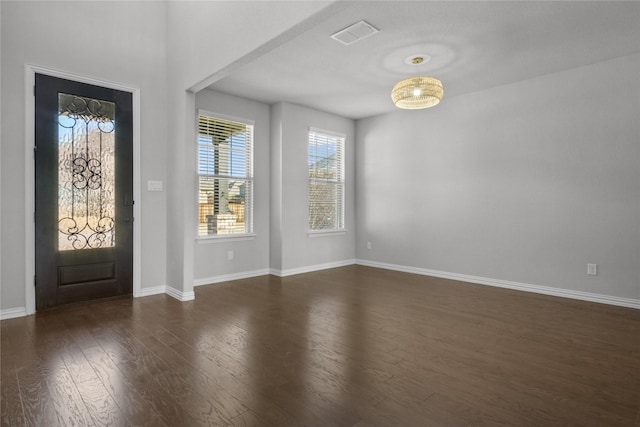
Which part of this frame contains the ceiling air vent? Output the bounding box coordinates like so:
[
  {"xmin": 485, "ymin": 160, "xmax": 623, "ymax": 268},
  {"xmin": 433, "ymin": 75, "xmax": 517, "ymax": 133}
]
[{"xmin": 330, "ymin": 20, "xmax": 379, "ymax": 46}]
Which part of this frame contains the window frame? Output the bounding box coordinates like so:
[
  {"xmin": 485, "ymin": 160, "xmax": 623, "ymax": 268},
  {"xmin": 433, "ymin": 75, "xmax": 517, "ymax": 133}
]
[
  {"xmin": 307, "ymin": 127, "xmax": 346, "ymax": 235},
  {"xmin": 196, "ymin": 110, "xmax": 255, "ymax": 241}
]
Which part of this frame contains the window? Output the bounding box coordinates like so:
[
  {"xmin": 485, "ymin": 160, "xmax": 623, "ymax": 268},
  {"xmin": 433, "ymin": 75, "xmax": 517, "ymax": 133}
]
[
  {"xmin": 308, "ymin": 128, "xmax": 345, "ymax": 231},
  {"xmin": 198, "ymin": 112, "xmax": 253, "ymax": 237}
]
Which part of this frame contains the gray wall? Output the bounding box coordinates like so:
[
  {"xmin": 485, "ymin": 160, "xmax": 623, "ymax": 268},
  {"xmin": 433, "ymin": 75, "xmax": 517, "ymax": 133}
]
[
  {"xmin": 269, "ymin": 104, "xmax": 284, "ymax": 271},
  {"xmin": 356, "ymin": 54, "xmax": 640, "ymax": 300},
  {"xmin": 2, "ymin": 1, "xmax": 636, "ymax": 313},
  {"xmin": 192, "ymin": 96, "xmax": 357, "ymax": 280},
  {"xmin": 194, "ymin": 90, "xmax": 271, "ymax": 280},
  {"xmin": 163, "ymin": 1, "xmax": 335, "ymax": 295},
  {"xmin": 1, "ymin": 1, "xmax": 168, "ymax": 310},
  {"xmin": 0, "ymin": 0, "xmax": 345, "ymax": 312},
  {"xmin": 271, "ymin": 102, "xmax": 356, "ymax": 273}
]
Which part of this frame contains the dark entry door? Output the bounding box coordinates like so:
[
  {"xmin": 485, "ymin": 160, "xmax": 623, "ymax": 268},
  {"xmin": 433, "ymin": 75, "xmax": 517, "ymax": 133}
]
[{"xmin": 35, "ymin": 73, "xmax": 133, "ymax": 311}]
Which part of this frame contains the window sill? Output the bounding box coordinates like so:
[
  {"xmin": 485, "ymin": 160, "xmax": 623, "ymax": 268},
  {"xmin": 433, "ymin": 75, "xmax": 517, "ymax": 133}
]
[
  {"xmin": 197, "ymin": 234, "xmax": 256, "ymax": 244},
  {"xmin": 307, "ymin": 230, "xmax": 347, "ymax": 238}
]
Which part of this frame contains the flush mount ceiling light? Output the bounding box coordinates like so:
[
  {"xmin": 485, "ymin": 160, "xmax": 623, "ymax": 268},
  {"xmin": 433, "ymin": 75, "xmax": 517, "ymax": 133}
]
[{"xmin": 391, "ymin": 56, "xmax": 444, "ymax": 109}]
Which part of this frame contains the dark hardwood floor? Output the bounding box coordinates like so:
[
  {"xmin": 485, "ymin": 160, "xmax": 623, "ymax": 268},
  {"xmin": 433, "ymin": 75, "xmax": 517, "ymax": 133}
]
[{"xmin": 2, "ymin": 265, "xmax": 639, "ymax": 426}]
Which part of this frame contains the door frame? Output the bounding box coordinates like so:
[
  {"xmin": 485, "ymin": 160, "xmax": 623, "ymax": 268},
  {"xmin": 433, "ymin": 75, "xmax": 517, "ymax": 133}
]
[{"xmin": 25, "ymin": 64, "xmax": 141, "ymax": 315}]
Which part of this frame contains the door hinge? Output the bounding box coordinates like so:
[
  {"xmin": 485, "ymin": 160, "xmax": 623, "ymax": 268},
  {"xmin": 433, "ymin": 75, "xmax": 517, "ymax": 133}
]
[
  {"xmin": 34, "ymin": 276, "xmax": 37, "ymax": 287},
  {"xmin": 33, "ymin": 146, "xmax": 37, "ymax": 159}
]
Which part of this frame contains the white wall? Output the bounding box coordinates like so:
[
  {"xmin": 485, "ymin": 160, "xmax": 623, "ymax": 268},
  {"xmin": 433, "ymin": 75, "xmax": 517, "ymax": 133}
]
[
  {"xmin": 164, "ymin": 1, "xmax": 338, "ymax": 296},
  {"xmin": 356, "ymin": 54, "xmax": 640, "ymax": 301},
  {"xmin": 190, "ymin": 97, "xmax": 357, "ymax": 281},
  {"xmin": 270, "ymin": 104, "xmax": 284, "ymax": 271},
  {"xmin": 164, "ymin": 1, "xmax": 334, "ymax": 92},
  {"xmin": 6, "ymin": 1, "xmax": 632, "ymax": 313},
  {"xmin": 0, "ymin": 0, "xmax": 343, "ymax": 311},
  {"xmin": 194, "ymin": 90, "xmax": 271, "ymax": 281},
  {"xmin": 271, "ymin": 102, "xmax": 356, "ymax": 274},
  {"xmin": 0, "ymin": 1, "xmax": 168, "ymax": 311}
]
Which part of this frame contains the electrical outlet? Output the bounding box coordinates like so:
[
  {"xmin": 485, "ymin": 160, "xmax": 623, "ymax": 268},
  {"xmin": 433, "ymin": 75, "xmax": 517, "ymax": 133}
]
[
  {"xmin": 587, "ymin": 263, "xmax": 597, "ymax": 276},
  {"xmin": 227, "ymin": 250, "xmax": 234, "ymax": 261},
  {"xmin": 367, "ymin": 241, "xmax": 372, "ymax": 250}
]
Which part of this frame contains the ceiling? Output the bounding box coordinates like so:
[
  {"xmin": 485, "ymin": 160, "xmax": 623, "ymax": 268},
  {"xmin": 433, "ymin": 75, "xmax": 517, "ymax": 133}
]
[{"xmin": 207, "ymin": 1, "xmax": 640, "ymax": 120}]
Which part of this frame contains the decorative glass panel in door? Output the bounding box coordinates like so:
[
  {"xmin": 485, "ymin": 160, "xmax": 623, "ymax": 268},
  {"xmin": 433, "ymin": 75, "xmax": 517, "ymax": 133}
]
[{"xmin": 58, "ymin": 93, "xmax": 116, "ymax": 251}]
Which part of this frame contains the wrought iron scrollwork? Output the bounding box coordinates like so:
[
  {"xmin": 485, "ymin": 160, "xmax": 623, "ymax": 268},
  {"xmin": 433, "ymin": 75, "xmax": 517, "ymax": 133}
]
[
  {"xmin": 57, "ymin": 93, "xmax": 116, "ymax": 251},
  {"xmin": 58, "ymin": 216, "xmax": 115, "ymax": 250}
]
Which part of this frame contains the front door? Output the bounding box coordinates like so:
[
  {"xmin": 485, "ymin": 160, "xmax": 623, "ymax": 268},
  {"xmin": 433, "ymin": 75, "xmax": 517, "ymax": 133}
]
[{"xmin": 35, "ymin": 74, "xmax": 133, "ymax": 311}]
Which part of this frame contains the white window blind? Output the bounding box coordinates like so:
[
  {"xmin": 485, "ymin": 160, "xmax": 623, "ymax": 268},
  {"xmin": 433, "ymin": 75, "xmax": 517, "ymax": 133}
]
[
  {"xmin": 197, "ymin": 113, "xmax": 253, "ymax": 236},
  {"xmin": 308, "ymin": 129, "xmax": 345, "ymax": 231}
]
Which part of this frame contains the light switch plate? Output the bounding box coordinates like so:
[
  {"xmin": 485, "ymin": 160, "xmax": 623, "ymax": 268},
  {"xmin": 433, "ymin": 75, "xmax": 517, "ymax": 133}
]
[{"xmin": 147, "ymin": 180, "xmax": 163, "ymax": 192}]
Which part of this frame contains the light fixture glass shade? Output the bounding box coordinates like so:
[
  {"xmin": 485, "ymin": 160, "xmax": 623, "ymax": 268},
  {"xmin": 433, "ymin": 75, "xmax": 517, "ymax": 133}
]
[{"xmin": 391, "ymin": 76, "xmax": 444, "ymax": 109}]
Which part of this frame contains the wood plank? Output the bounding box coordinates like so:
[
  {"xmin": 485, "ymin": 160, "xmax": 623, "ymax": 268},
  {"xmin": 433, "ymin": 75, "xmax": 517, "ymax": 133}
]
[
  {"xmin": 81, "ymin": 345, "xmax": 167, "ymax": 427},
  {"xmin": 14, "ymin": 362, "xmax": 60, "ymax": 427},
  {"xmin": 16, "ymin": 356, "xmax": 94, "ymax": 427},
  {"xmin": 1, "ymin": 371, "xmax": 26, "ymax": 427}
]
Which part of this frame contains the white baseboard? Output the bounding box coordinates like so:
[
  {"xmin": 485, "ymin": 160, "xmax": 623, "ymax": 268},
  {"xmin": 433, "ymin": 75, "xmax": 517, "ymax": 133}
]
[
  {"xmin": 0, "ymin": 286, "xmax": 188, "ymax": 318},
  {"xmin": 136, "ymin": 285, "xmax": 167, "ymax": 297},
  {"xmin": 356, "ymin": 259, "xmax": 640, "ymax": 310},
  {"xmin": 0, "ymin": 307, "xmax": 28, "ymax": 320},
  {"xmin": 270, "ymin": 259, "xmax": 356, "ymax": 277},
  {"xmin": 194, "ymin": 268, "xmax": 271, "ymax": 287},
  {"xmin": 165, "ymin": 286, "xmax": 195, "ymax": 302},
  {"xmin": 5, "ymin": 260, "xmax": 632, "ymax": 317}
]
